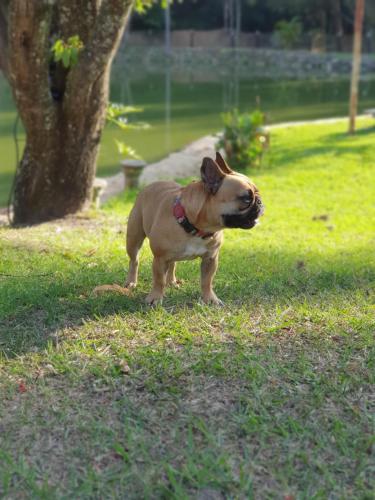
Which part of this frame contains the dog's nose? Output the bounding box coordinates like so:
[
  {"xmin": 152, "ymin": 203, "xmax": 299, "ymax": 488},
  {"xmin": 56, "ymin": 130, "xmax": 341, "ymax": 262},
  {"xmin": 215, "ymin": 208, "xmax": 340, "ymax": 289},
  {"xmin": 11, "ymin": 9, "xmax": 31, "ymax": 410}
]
[{"xmin": 256, "ymin": 198, "xmax": 265, "ymax": 216}]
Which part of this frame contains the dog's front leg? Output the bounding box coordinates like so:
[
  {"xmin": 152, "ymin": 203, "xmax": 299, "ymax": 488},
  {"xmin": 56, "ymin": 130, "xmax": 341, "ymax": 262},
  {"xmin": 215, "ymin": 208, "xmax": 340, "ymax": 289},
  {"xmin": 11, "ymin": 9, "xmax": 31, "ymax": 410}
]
[
  {"xmin": 146, "ymin": 257, "xmax": 168, "ymax": 305},
  {"xmin": 201, "ymin": 253, "xmax": 223, "ymax": 305}
]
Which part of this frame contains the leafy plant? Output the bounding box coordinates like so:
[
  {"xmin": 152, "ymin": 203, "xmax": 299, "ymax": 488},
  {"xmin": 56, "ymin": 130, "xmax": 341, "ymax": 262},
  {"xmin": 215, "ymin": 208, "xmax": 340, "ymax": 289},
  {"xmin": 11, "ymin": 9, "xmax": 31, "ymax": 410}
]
[
  {"xmin": 217, "ymin": 109, "xmax": 269, "ymax": 170},
  {"xmin": 51, "ymin": 35, "xmax": 84, "ymax": 68},
  {"xmin": 134, "ymin": 0, "xmax": 181, "ymax": 14},
  {"xmin": 106, "ymin": 103, "xmax": 150, "ymax": 160},
  {"xmin": 274, "ymin": 17, "xmax": 302, "ymax": 49}
]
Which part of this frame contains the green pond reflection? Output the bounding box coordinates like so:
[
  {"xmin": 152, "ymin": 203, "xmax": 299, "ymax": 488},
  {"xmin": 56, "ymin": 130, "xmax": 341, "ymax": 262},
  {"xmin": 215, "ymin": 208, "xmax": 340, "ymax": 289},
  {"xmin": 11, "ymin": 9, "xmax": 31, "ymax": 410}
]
[{"xmin": 1, "ymin": 59, "xmax": 375, "ymax": 206}]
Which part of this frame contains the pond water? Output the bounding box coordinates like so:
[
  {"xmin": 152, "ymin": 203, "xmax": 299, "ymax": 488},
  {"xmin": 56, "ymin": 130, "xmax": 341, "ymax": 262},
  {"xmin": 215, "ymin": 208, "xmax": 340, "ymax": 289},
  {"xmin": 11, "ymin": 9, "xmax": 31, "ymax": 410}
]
[{"xmin": 1, "ymin": 58, "xmax": 375, "ymax": 206}]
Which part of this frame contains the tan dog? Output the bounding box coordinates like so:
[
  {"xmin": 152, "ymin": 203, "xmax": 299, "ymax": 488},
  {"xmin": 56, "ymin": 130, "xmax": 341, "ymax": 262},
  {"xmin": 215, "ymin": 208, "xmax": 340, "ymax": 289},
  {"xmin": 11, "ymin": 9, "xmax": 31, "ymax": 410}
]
[{"xmin": 125, "ymin": 152, "xmax": 264, "ymax": 305}]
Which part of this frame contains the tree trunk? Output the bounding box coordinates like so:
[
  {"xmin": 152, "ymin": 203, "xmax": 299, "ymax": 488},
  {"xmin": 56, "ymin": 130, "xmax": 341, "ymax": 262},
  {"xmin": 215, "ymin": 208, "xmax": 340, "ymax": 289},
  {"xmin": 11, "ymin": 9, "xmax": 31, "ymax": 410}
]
[
  {"xmin": 330, "ymin": 0, "xmax": 343, "ymax": 36},
  {"xmin": 13, "ymin": 102, "xmax": 104, "ymax": 223},
  {"xmin": 165, "ymin": 0, "xmax": 171, "ymax": 55},
  {"xmin": 349, "ymin": 0, "xmax": 366, "ymax": 134},
  {"xmin": 235, "ymin": 0, "xmax": 241, "ymax": 48},
  {"xmin": 229, "ymin": 0, "xmax": 235, "ymax": 48},
  {"xmin": 3, "ymin": 0, "xmax": 133, "ymax": 225},
  {"xmin": 223, "ymin": 0, "xmax": 229, "ymax": 32},
  {"xmin": 13, "ymin": 67, "xmax": 109, "ymax": 223},
  {"xmin": 330, "ymin": 0, "xmax": 344, "ymax": 51}
]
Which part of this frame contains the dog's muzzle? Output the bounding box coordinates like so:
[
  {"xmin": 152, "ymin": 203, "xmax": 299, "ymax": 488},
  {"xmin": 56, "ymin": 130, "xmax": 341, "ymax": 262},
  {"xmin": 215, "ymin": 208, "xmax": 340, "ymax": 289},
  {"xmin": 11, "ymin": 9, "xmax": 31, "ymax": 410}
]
[{"xmin": 222, "ymin": 196, "xmax": 264, "ymax": 229}]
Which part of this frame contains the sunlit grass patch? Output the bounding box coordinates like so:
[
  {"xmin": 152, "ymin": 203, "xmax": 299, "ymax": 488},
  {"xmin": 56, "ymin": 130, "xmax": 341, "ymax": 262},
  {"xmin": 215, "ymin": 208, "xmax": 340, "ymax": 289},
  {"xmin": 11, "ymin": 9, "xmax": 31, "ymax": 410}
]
[{"xmin": 0, "ymin": 118, "xmax": 374, "ymax": 498}]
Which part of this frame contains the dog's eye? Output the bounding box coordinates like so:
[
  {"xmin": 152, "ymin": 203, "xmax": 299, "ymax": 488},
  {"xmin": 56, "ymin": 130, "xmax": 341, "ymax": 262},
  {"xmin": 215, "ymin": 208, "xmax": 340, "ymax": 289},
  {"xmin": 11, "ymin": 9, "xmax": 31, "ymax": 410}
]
[{"xmin": 239, "ymin": 193, "xmax": 252, "ymax": 206}]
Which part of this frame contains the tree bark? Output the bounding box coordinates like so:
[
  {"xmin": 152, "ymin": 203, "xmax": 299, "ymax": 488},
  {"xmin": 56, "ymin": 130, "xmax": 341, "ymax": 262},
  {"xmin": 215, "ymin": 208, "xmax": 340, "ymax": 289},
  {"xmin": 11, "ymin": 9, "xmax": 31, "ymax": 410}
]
[
  {"xmin": 329, "ymin": 0, "xmax": 344, "ymax": 51},
  {"xmin": 13, "ymin": 71, "xmax": 108, "ymax": 223},
  {"xmin": 3, "ymin": 0, "xmax": 133, "ymax": 225},
  {"xmin": 235, "ymin": 0, "xmax": 241, "ymax": 48},
  {"xmin": 164, "ymin": 0, "xmax": 171, "ymax": 55},
  {"xmin": 349, "ymin": 0, "xmax": 365, "ymax": 134},
  {"xmin": 0, "ymin": 2, "xmax": 9, "ymax": 76}
]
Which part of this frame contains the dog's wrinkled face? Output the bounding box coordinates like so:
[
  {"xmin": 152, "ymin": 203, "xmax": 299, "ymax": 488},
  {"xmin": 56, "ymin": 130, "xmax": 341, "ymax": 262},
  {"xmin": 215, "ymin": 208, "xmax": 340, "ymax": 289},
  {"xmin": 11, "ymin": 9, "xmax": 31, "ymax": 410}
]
[{"xmin": 201, "ymin": 153, "xmax": 264, "ymax": 229}]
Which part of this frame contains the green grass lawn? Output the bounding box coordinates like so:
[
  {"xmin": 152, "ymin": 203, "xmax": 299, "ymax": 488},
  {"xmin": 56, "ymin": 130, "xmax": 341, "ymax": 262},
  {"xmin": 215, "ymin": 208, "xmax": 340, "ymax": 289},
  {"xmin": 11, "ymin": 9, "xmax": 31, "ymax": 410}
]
[{"xmin": 0, "ymin": 119, "xmax": 374, "ymax": 498}]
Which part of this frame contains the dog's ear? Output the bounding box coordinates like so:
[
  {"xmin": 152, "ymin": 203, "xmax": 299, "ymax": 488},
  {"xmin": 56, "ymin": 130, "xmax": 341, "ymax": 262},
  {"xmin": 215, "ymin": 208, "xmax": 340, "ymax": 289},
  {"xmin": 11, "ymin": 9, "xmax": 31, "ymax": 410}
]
[
  {"xmin": 201, "ymin": 157, "xmax": 225, "ymax": 195},
  {"xmin": 215, "ymin": 152, "xmax": 233, "ymax": 174}
]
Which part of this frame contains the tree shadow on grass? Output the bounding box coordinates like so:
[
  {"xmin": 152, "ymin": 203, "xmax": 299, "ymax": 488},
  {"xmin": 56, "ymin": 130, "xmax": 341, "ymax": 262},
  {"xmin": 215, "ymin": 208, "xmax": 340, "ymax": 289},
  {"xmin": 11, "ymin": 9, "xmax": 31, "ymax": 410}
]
[
  {"xmin": 1, "ymin": 238, "xmax": 373, "ymax": 358},
  {"xmin": 268, "ymin": 142, "xmax": 373, "ymax": 173},
  {"xmin": 266, "ymin": 125, "xmax": 375, "ymax": 174},
  {"xmin": 328, "ymin": 124, "xmax": 375, "ymax": 139}
]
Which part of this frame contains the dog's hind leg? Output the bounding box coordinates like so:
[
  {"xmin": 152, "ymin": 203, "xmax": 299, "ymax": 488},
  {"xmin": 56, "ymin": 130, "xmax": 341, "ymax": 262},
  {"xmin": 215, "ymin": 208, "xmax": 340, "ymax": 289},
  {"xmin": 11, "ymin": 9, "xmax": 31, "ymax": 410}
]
[
  {"xmin": 166, "ymin": 262, "xmax": 182, "ymax": 288},
  {"xmin": 166, "ymin": 261, "xmax": 176, "ymax": 286},
  {"xmin": 125, "ymin": 206, "xmax": 145, "ymax": 289}
]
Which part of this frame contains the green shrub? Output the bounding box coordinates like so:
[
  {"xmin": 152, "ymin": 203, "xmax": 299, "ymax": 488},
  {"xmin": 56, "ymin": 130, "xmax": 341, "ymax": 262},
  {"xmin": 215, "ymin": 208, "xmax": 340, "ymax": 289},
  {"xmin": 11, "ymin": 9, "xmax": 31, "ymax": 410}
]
[
  {"xmin": 275, "ymin": 17, "xmax": 302, "ymax": 49},
  {"xmin": 217, "ymin": 109, "xmax": 269, "ymax": 170}
]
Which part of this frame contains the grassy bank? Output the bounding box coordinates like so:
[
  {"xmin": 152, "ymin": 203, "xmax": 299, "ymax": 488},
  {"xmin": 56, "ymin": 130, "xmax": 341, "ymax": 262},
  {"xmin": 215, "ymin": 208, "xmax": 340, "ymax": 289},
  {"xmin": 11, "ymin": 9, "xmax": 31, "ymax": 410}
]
[
  {"xmin": 2, "ymin": 71, "xmax": 375, "ymax": 208},
  {"xmin": 0, "ymin": 119, "xmax": 374, "ymax": 498}
]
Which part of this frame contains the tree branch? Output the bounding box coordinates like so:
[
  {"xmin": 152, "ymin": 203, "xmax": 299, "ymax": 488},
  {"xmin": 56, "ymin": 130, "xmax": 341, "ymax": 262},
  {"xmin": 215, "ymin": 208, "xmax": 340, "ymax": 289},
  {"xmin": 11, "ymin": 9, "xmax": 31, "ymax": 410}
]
[{"xmin": 8, "ymin": 0, "xmax": 55, "ymax": 134}]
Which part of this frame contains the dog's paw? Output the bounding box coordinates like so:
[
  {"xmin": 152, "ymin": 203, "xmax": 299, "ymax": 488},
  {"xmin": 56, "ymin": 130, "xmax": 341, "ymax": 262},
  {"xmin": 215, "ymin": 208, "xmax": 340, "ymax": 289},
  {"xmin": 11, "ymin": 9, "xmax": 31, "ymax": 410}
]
[
  {"xmin": 124, "ymin": 281, "xmax": 137, "ymax": 289},
  {"xmin": 167, "ymin": 278, "xmax": 183, "ymax": 288},
  {"xmin": 145, "ymin": 292, "xmax": 164, "ymax": 306},
  {"xmin": 202, "ymin": 293, "xmax": 224, "ymax": 306}
]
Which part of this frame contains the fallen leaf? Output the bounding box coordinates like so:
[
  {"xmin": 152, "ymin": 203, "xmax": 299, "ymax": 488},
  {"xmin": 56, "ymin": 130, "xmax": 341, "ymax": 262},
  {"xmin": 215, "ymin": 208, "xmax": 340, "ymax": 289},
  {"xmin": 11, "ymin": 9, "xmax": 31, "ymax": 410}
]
[
  {"xmin": 85, "ymin": 248, "xmax": 97, "ymax": 257},
  {"xmin": 93, "ymin": 284, "xmax": 130, "ymax": 296},
  {"xmin": 18, "ymin": 381, "xmax": 27, "ymax": 393}
]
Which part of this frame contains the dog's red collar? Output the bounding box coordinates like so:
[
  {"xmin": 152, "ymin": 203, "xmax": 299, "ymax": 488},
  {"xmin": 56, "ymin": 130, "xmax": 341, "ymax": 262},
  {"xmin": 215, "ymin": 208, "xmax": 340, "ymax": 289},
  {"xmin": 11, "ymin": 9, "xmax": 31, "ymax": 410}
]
[{"xmin": 173, "ymin": 197, "xmax": 214, "ymax": 239}]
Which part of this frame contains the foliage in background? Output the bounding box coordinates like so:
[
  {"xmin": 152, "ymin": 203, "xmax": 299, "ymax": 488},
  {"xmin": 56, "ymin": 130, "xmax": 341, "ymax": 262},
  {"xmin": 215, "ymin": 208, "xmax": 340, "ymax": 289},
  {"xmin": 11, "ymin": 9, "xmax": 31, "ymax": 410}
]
[
  {"xmin": 217, "ymin": 109, "xmax": 269, "ymax": 170},
  {"xmin": 131, "ymin": 0, "xmax": 375, "ymax": 36},
  {"xmin": 51, "ymin": 36, "xmax": 84, "ymax": 68},
  {"xmin": 274, "ymin": 17, "xmax": 302, "ymax": 49},
  {"xmin": 135, "ymin": 0, "xmax": 157, "ymax": 13},
  {"xmin": 106, "ymin": 103, "xmax": 150, "ymax": 160}
]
